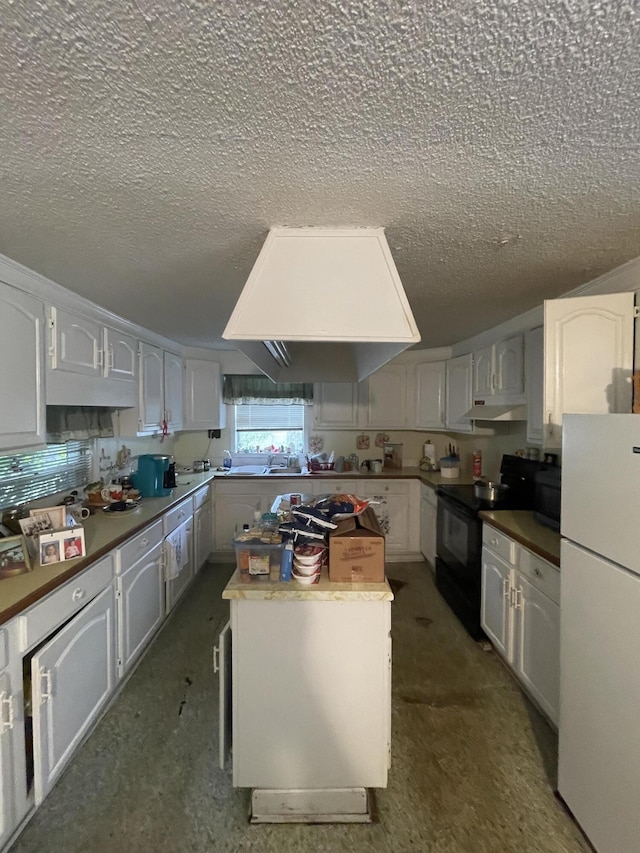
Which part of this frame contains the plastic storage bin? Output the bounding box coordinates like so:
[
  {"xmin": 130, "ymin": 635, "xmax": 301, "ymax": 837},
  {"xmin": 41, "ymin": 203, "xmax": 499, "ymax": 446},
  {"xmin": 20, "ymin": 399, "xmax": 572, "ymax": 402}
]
[
  {"xmin": 439, "ymin": 456, "xmax": 460, "ymax": 479},
  {"xmin": 234, "ymin": 537, "xmax": 283, "ymax": 581}
]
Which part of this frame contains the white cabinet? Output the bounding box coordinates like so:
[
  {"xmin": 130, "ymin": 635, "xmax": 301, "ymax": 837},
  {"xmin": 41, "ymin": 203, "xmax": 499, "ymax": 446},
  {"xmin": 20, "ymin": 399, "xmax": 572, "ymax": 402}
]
[
  {"xmin": 481, "ymin": 524, "xmax": 560, "ymax": 725},
  {"xmin": 47, "ymin": 308, "xmax": 138, "ymax": 407},
  {"xmin": 195, "ymin": 500, "xmax": 213, "ymax": 571},
  {"xmin": 525, "ymin": 326, "xmax": 544, "ymax": 445},
  {"xmin": 31, "ymin": 581, "xmax": 117, "ymax": 803},
  {"xmin": 445, "ymin": 353, "xmax": 473, "ymax": 433},
  {"xmin": 0, "ymin": 622, "xmax": 28, "ymax": 851},
  {"xmin": 117, "ymin": 540, "xmax": 165, "ymax": 676},
  {"xmin": 357, "ymin": 480, "xmax": 420, "ymax": 558},
  {"xmin": 228, "ymin": 596, "xmax": 391, "ymax": 791},
  {"xmin": 214, "ymin": 481, "xmax": 298, "ymax": 556},
  {"xmin": 120, "ymin": 343, "xmax": 184, "ymax": 436},
  {"xmin": 165, "ymin": 517, "xmax": 194, "ymax": 612},
  {"xmin": 183, "ymin": 359, "xmax": 226, "ymax": 430},
  {"xmin": 543, "ymin": 292, "xmax": 635, "ymax": 446},
  {"xmin": 0, "ymin": 283, "xmax": 46, "ymax": 450},
  {"xmin": 360, "ymin": 364, "xmax": 413, "ymax": 429},
  {"xmin": 473, "ymin": 335, "xmax": 523, "ymax": 399},
  {"xmin": 415, "ymin": 361, "xmax": 446, "ymax": 430},
  {"xmin": 313, "ymin": 382, "xmax": 360, "ymax": 429},
  {"xmin": 419, "ymin": 484, "xmax": 437, "ymax": 568}
]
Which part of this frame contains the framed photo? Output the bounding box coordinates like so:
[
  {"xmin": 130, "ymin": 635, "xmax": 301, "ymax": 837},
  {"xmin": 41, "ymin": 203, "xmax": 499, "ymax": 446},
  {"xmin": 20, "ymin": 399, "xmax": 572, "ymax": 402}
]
[
  {"xmin": 39, "ymin": 535, "xmax": 62, "ymax": 566},
  {"xmin": 29, "ymin": 506, "xmax": 66, "ymax": 532},
  {"xmin": 38, "ymin": 527, "xmax": 86, "ymax": 566},
  {"xmin": 62, "ymin": 529, "xmax": 86, "ymax": 561},
  {"xmin": 0, "ymin": 535, "xmax": 31, "ymax": 575}
]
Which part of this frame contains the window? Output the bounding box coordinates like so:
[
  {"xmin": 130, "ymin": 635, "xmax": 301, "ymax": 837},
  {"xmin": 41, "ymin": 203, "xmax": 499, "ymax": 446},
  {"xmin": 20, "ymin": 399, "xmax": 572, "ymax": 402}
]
[
  {"xmin": 0, "ymin": 441, "xmax": 92, "ymax": 508},
  {"xmin": 234, "ymin": 404, "xmax": 305, "ymax": 454}
]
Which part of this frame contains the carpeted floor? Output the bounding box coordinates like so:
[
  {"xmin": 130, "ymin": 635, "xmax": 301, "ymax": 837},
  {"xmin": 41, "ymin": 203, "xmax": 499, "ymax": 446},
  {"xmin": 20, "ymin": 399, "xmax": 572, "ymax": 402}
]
[{"xmin": 9, "ymin": 561, "xmax": 589, "ymax": 853}]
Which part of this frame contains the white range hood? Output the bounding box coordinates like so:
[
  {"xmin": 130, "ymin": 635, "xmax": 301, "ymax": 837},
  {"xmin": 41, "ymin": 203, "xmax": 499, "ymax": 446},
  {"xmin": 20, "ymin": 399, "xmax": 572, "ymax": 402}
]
[
  {"xmin": 463, "ymin": 403, "xmax": 528, "ymax": 421},
  {"xmin": 222, "ymin": 227, "xmax": 421, "ymax": 382}
]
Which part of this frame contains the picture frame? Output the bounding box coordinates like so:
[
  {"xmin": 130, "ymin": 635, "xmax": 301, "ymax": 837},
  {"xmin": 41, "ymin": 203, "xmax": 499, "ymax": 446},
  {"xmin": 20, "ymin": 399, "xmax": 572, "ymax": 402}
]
[
  {"xmin": 0, "ymin": 534, "xmax": 31, "ymax": 576},
  {"xmin": 38, "ymin": 526, "xmax": 86, "ymax": 566},
  {"xmin": 28, "ymin": 506, "xmax": 66, "ymax": 532}
]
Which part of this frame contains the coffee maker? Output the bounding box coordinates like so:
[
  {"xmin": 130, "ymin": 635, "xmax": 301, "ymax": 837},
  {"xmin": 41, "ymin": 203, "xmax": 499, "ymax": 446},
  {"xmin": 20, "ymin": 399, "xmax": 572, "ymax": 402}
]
[{"xmin": 132, "ymin": 455, "xmax": 176, "ymax": 497}]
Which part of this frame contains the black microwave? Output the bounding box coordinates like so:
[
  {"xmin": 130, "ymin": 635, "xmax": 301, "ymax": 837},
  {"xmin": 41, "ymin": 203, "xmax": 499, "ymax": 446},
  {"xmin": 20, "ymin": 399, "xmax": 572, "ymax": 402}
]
[{"xmin": 533, "ymin": 467, "xmax": 562, "ymax": 531}]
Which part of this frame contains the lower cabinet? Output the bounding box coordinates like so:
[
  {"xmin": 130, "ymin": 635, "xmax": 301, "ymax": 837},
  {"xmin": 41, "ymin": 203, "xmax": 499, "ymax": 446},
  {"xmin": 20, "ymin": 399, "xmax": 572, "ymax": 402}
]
[
  {"xmin": 420, "ymin": 484, "xmax": 437, "ymax": 567},
  {"xmin": 357, "ymin": 480, "xmax": 421, "ymax": 558},
  {"xmin": 117, "ymin": 541, "xmax": 165, "ymax": 676},
  {"xmin": 0, "ymin": 622, "xmax": 28, "ymax": 852},
  {"xmin": 30, "ymin": 581, "xmax": 117, "ymax": 803},
  {"xmin": 481, "ymin": 524, "xmax": 560, "ymax": 725}
]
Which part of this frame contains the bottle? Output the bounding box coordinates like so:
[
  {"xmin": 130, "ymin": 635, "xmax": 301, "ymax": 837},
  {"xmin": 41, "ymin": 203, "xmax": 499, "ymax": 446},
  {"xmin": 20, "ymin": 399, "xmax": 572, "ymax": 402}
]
[
  {"xmin": 472, "ymin": 449, "xmax": 482, "ymax": 481},
  {"xmin": 279, "ymin": 541, "xmax": 293, "ymax": 582}
]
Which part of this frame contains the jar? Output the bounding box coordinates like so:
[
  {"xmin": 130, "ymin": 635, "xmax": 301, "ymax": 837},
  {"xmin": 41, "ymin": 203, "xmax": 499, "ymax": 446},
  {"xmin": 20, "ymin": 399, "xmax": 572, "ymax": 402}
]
[{"xmin": 439, "ymin": 457, "xmax": 460, "ymax": 479}]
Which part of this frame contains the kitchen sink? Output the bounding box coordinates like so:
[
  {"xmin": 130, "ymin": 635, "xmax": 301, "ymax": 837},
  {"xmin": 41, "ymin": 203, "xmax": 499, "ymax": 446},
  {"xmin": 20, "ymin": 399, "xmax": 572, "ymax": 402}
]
[
  {"xmin": 267, "ymin": 466, "xmax": 303, "ymax": 475},
  {"xmin": 226, "ymin": 465, "xmax": 270, "ymax": 475}
]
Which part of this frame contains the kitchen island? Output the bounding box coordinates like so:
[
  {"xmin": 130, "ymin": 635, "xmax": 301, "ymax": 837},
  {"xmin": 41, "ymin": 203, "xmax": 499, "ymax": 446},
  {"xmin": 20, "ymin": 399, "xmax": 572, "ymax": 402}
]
[{"xmin": 221, "ymin": 569, "xmax": 393, "ymax": 822}]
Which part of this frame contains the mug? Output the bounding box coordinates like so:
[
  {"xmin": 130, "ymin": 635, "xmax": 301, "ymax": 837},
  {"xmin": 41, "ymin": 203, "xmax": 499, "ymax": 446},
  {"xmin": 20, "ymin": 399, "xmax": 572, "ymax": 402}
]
[{"xmin": 67, "ymin": 505, "xmax": 90, "ymax": 524}]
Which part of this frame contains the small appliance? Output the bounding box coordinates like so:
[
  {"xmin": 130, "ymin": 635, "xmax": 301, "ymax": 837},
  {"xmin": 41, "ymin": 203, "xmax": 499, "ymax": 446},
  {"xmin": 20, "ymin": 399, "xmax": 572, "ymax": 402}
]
[{"xmin": 132, "ymin": 454, "xmax": 176, "ymax": 498}]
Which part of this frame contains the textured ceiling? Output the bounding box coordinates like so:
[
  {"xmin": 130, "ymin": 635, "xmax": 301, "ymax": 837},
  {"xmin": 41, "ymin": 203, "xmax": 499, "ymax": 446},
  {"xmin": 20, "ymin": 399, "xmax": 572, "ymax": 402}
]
[{"xmin": 0, "ymin": 0, "xmax": 638, "ymax": 350}]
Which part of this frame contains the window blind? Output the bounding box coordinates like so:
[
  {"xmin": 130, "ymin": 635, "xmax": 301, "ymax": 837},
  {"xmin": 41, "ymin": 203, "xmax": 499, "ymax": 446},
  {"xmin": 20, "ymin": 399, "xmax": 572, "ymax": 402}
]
[
  {"xmin": 0, "ymin": 441, "xmax": 92, "ymax": 509},
  {"xmin": 235, "ymin": 404, "xmax": 304, "ymax": 431}
]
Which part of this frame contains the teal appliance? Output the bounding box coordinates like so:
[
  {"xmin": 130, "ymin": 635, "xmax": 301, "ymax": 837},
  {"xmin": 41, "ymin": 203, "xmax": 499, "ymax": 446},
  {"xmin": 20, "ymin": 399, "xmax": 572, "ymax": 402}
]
[{"xmin": 133, "ymin": 454, "xmax": 176, "ymax": 498}]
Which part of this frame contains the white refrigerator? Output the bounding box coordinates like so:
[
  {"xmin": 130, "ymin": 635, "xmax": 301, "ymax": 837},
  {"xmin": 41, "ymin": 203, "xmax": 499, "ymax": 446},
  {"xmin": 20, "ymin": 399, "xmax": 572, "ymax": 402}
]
[{"xmin": 560, "ymin": 414, "xmax": 640, "ymax": 853}]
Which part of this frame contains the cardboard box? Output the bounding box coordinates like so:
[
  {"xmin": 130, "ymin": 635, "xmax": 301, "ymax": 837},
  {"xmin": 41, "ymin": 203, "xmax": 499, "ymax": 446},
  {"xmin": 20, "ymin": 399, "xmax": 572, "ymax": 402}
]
[{"xmin": 329, "ymin": 507, "xmax": 385, "ymax": 583}]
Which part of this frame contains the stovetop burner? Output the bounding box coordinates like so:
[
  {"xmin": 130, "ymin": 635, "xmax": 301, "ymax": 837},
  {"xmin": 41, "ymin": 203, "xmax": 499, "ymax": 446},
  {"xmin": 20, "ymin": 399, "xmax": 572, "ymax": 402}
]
[{"xmin": 436, "ymin": 484, "xmax": 508, "ymax": 514}]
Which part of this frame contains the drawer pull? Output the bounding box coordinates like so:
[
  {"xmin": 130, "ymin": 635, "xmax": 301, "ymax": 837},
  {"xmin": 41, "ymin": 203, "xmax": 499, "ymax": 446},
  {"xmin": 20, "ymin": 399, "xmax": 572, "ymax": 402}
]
[
  {"xmin": 490, "ymin": 538, "xmax": 499, "ymax": 547},
  {"xmin": 1, "ymin": 693, "xmax": 14, "ymax": 732},
  {"xmin": 140, "ymin": 538, "xmax": 149, "ymax": 548},
  {"xmin": 534, "ymin": 567, "xmax": 543, "ymax": 578},
  {"xmin": 72, "ymin": 588, "xmax": 86, "ymax": 602}
]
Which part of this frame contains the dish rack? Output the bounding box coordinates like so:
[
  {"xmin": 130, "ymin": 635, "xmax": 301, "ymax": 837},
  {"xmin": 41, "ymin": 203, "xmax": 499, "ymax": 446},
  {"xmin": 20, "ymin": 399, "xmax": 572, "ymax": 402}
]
[{"xmin": 307, "ymin": 460, "xmax": 335, "ymax": 472}]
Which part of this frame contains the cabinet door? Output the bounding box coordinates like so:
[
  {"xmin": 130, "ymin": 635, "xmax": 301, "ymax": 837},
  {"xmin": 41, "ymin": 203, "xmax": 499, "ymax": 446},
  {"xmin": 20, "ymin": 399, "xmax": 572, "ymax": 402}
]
[
  {"xmin": 544, "ymin": 292, "xmax": 634, "ymax": 446},
  {"xmin": 139, "ymin": 342, "xmax": 164, "ymax": 432},
  {"xmin": 0, "ymin": 284, "xmax": 46, "ymax": 449},
  {"xmin": 481, "ymin": 548, "xmax": 512, "ymax": 660},
  {"xmin": 32, "ymin": 583, "xmax": 117, "ymax": 803},
  {"xmin": 513, "ymin": 573, "xmax": 560, "ymax": 725},
  {"xmin": 183, "ymin": 360, "xmax": 225, "ymax": 430},
  {"xmin": 50, "ymin": 307, "xmax": 102, "ymax": 377},
  {"xmin": 215, "ymin": 496, "xmax": 261, "ymax": 553},
  {"xmin": 358, "ymin": 482, "xmax": 414, "ymax": 554},
  {"xmin": 415, "ymin": 361, "xmax": 446, "ymax": 429},
  {"xmin": 473, "ymin": 346, "xmax": 493, "ymax": 397},
  {"xmin": 495, "ymin": 335, "xmax": 523, "ymax": 395},
  {"xmin": 525, "ymin": 327, "xmax": 544, "ymax": 445},
  {"xmin": 360, "ymin": 365, "xmax": 410, "ymax": 429},
  {"xmin": 420, "ymin": 496, "xmax": 437, "ymax": 566},
  {"xmin": 313, "ymin": 382, "xmax": 360, "ymax": 429},
  {"xmin": 195, "ymin": 501, "xmax": 213, "ymax": 570},
  {"xmin": 118, "ymin": 542, "xmax": 164, "ymax": 676},
  {"xmin": 0, "ymin": 665, "xmax": 28, "ymax": 850},
  {"xmin": 164, "ymin": 351, "xmax": 183, "ymax": 431},
  {"xmin": 105, "ymin": 327, "xmax": 137, "ymax": 383},
  {"xmin": 166, "ymin": 519, "xmax": 193, "ymax": 612},
  {"xmin": 445, "ymin": 354, "xmax": 473, "ymax": 433},
  {"xmin": 216, "ymin": 619, "xmax": 232, "ymax": 770}
]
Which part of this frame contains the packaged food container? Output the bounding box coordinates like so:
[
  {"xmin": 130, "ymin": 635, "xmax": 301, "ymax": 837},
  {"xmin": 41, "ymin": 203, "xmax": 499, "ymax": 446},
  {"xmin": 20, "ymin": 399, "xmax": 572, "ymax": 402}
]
[
  {"xmin": 439, "ymin": 456, "xmax": 460, "ymax": 479},
  {"xmin": 234, "ymin": 536, "xmax": 283, "ymax": 582}
]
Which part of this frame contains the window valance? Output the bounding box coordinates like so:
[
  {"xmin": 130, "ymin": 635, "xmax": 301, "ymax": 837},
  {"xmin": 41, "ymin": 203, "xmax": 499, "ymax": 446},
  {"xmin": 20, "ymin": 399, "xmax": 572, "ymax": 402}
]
[{"xmin": 223, "ymin": 375, "xmax": 313, "ymax": 405}]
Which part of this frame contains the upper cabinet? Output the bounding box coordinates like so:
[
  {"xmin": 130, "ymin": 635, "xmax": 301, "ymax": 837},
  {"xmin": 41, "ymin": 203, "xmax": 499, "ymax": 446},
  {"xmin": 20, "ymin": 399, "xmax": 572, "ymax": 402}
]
[
  {"xmin": 0, "ymin": 283, "xmax": 46, "ymax": 450},
  {"xmin": 473, "ymin": 335, "xmax": 523, "ymax": 399},
  {"xmin": 543, "ymin": 293, "xmax": 635, "ymax": 446},
  {"xmin": 525, "ymin": 327, "xmax": 544, "ymax": 445},
  {"xmin": 46, "ymin": 307, "xmax": 138, "ymax": 407},
  {"xmin": 163, "ymin": 350, "xmax": 183, "ymax": 433},
  {"xmin": 313, "ymin": 382, "xmax": 360, "ymax": 429},
  {"xmin": 415, "ymin": 361, "xmax": 446, "ymax": 430},
  {"xmin": 445, "ymin": 354, "xmax": 474, "ymax": 433},
  {"xmin": 183, "ymin": 359, "xmax": 226, "ymax": 431},
  {"xmin": 360, "ymin": 364, "xmax": 413, "ymax": 429},
  {"xmin": 118, "ymin": 343, "xmax": 184, "ymax": 437}
]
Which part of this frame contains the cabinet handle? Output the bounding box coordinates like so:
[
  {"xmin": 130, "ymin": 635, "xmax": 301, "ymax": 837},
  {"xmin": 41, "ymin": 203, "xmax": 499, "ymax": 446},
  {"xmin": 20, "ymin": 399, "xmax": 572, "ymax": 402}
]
[
  {"xmin": 502, "ymin": 578, "xmax": 510, "ymax": 598},
  {"xmin": 140, "ymin": 538, "xmax": 149, "ymax": 548},
  {"xmin": 72, "ymin": 587, "xmax": 86, "ymax": 602},
  {"xmin": 212, "ymin": 645, "xmax": 220, "ymax": 673},
  {"xmin": 0, "ymin": 692, "xmax": 14, "ymax": 732},
  {"xmin": 108, "ymin": 346, "xmax": 115, "ymax": 370},
  {"xmin": 40, "ymin": 669, "xmax": 52, "ymax": 703},
  {"xmin": 513, "ymin": 587, "xmax": 523, "ymax": 610}
]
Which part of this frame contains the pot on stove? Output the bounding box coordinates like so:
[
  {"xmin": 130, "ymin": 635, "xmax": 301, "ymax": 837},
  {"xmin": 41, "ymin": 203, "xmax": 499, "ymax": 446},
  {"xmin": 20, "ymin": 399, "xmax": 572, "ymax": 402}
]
[{"xmin": 474, "ymin": 480, "xmax": 509, "ymax": 504}]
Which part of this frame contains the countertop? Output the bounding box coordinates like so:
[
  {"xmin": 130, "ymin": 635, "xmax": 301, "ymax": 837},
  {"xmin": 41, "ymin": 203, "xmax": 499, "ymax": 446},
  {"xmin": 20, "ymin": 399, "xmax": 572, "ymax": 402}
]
[
  {"xmin": 0, "ymin": 472, "xmax": 216, "ymax": 626},
  {"xmin": 214, "ymin": 466, "xmax": 475, "ymax": 490},
  {"xmin": 222, "ymin": 567, "xmax": 394, "ymax": 601},
  {"xmin": 479, "ymin": 510, "xmax": 561, "ymax": 567}
]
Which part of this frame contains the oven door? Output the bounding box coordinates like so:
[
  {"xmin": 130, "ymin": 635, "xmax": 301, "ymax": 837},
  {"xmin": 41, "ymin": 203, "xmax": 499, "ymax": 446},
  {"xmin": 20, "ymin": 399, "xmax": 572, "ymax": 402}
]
[{"xmin": 436, "ymin": 494, "xmax": 482, "ymax": 581}]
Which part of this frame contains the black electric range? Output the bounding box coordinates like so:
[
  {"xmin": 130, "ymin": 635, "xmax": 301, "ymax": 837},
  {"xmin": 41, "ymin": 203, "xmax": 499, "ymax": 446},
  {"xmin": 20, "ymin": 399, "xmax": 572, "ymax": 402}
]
[{"xmin": 434, "ymin": 455, "xmax": 542, "ymax": 639}]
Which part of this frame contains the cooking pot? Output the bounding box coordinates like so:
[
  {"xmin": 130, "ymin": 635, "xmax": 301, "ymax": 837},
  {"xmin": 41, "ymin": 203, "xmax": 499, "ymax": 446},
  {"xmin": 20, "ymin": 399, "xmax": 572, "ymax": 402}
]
[{"xmin": 474, "ymin": 480, "xmax": 509, "ymax": 504}]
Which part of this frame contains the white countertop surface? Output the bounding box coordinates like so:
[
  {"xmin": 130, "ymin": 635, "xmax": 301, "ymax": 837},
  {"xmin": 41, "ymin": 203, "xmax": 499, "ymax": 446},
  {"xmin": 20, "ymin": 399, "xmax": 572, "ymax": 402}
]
[{"xmin": 222, "ymin": 567, "xmax": 394, "ymax": 601}]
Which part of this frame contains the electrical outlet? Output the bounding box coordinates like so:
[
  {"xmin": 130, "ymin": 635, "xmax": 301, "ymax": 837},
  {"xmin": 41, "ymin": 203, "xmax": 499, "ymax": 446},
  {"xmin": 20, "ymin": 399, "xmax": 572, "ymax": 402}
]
[{"xmin": 208, "ymin": 429, "xmax": 221, "ymax": 439}]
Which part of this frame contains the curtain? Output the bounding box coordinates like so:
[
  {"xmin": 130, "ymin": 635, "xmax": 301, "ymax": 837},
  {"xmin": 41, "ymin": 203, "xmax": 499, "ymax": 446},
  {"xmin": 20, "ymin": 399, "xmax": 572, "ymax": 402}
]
[
  {"xmin": 46, "ymin": 407, "xmax": 115, "ymax": 442},
  {"xmin": 223, "ymin": 375, "xmax": 313, "ymax": 405}
]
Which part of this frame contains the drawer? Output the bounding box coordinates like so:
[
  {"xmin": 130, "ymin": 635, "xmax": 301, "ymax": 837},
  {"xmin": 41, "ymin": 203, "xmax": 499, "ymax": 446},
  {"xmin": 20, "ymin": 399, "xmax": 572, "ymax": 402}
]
[
  {"xmin": 19, "ymin": 554, "xmax": 114, "ymax": 652},
  {"xmin": 518, "ymin": 548, "xmax": 560, "ymax": 604},
  {"xmin": 358, "ymin": 480, "xmax": 411, "ymax": 496},
  {"xmin": 193, "ymin": 485, "xmax": 210, "ymax": 511},
  {"xmin": 312, "ymin": 480, "xmax": 357, "ymax": 496},
  {"xmin": 116, "ymin": 519, "xmax": 163, "ymax": 573},
  {"xmin": 482, "ymin": 525, "xmax": 517, "ymax": 565},
  {"xmin": 164, "ymin": 498, "xmax": 192, "ymax": 535}
]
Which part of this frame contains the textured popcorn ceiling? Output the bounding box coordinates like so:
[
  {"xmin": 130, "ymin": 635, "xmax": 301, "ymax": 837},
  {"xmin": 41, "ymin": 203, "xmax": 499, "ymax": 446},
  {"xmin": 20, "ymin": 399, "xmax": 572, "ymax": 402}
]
[{"xmin": 0, "ymin": 0, "xmax": 638, "ymax": 349}]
